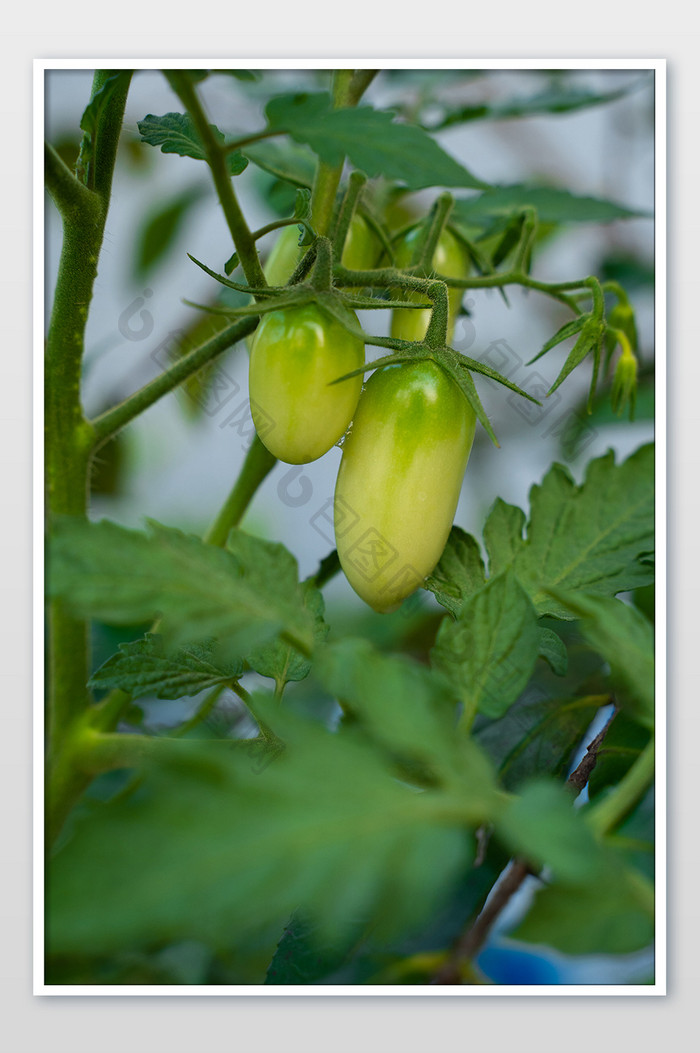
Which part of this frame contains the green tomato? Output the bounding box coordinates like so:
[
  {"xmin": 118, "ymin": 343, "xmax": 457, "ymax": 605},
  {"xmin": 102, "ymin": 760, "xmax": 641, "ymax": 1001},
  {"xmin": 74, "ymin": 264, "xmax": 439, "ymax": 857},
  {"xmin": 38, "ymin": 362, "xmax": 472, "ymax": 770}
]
[
  {"xmin": 262, "ymin": 213, "xmax": 379, "ymax": 287},
  {"xmin": 334, "ymin": 360, "xmax": 476, "ymax": 612},
  {"xmin": 263, "ymin": 223, "xmax": 305, "ymax": 287},
  {"xmin": 389, "ymin": 226, "xmax": 470, "ymax": 343},
  {"xmin": 249, "ymin": 302, "xmax": 364, "ymax": 465}
]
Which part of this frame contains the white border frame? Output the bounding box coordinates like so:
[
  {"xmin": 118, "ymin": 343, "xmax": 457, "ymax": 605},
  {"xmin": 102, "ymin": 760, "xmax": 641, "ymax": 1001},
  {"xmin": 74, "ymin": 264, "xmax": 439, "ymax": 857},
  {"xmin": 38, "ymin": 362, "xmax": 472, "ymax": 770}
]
[{"xmin": 34, "ymin": 57, "xmax": 666, "ymax": 997}]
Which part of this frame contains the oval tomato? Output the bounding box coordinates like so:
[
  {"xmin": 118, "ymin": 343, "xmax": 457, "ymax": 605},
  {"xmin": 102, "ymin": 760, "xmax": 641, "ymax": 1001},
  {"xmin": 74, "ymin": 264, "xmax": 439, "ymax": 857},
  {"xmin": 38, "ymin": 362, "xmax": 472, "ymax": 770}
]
[
  {"xmin": 389, "ymin": 226, "xmax": 470, "ymax": 344},
  {"xmin": 334, "ymin": 360, "xmax": 476, "ymax": 612},
  {"xmin": 249, "ymin": 302, "xmax": 364, "ymax": 465}
]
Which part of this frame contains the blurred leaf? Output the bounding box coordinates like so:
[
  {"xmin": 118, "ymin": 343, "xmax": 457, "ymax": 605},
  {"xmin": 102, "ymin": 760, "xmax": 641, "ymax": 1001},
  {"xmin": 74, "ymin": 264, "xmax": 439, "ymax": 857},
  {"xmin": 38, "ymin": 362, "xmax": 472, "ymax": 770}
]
[
  {"xmin": 484, "ymin": 445, "xmax": 655, "ymax": 618},
  {"xmin": 89, "ymin": 633, "xmax": 244, "ymax": 700},
  {"xmin": 536, "ymin": 627, "xmax": 568, "ymax": 676},
  {"xmin": 547, "ymin": 592, "xmax": 654, "ymax": 728},
  {"xmin": 499, "ymin": 779, "xmax": 654, "ymax": 954},
  {"xmin": 49, "ymin": 518, "xmax": 315, "ymax": 663},
  {"xmin": 263, "ymin": 92, "xmax": 489, "ymax": 190},
  {"xmin": 498, "ymin": 780, "xmax": 606, "ymax": 884},
  {"xmin": 600, "ymin": 252, "xmax": 655, "ymax": 291},
  {"xmin": 314, "ymin": 638, "xmax": 496, "ymax": 795},
  {"xmin": 249, "ymin": 579, "xmax": 328, "ymax": 687},
  {"xmin": 47, "ymin": 710, "xmax": 478, "ymax": 956},
  {"xmin": 134, "ymin": 184, "xmax": 207, "ymax": 278},
  {"xmin": 429, "ymin": 80, "xmax": 642, "ymax": 129},
  {"xmin": 453, "ymin": 184, "xmax": 650, "ymax": 228},
  {"xmin": 265, "ymin": 911, "xmax": 369, "ymax": 985},
  {"xmin": 476, "ymin": 693, "xmax": 604, "ymax": 791},
  {"xmin": 423, "ymin": 526, "xmax": 487, "ymax": 616},
  {"xmin": 513, "ymin": 865, "xmax": 654, "ymax": 954},
  {"xmin": 432, "ymin": 571, "xmax": 539, "ymax": 719},
  {"xmin": 138, "ymin": 112, "xmax": 248, "ymax": 174},
  {"xmin": 243, "ymin": 139, "xmax": 317, "ymax": 188}
]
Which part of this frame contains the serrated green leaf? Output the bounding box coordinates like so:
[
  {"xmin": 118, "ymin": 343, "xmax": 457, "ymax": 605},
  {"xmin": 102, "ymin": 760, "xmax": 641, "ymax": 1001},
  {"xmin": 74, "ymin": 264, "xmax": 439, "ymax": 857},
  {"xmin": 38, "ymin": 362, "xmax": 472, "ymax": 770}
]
[
  {"xmin": 264, "ymin": 92, "xmax": 488, "ymax": 191},
  {"xmin": 547, "ymin": 592, "xmax": 654, "ymax": 728},
  {"xmin": 453, "ymin": 184, "xmax": 650, "ymax": 228},
  {"xmin": 488, "ymin": 445, "xmax": 654, "ymax": 617},
  {"xmin": 138, "ymin": 112, "xmax": 248, "ymax": 174},
  {"xmin": 537, "ymin": 627, "xmax": 568, "ymax": 676},
  {"xmin": 483, "ymin": 499, "xmax": 526, "ymax": 578},
  {"xmin": 47, "ymin": 711, "xmax": 476, "ymax": 956},
  {"xmin": 48, "ymin": 518, "xmax": 314, "ymax": 663},
  {"xmin": 423, "ymin": 526, "xmax": 487, "ymax": 616},
  {"xmin": 476, "ymin": 694, "xmax": 603, "ymax": 792},
  {"xmin": 249, "ymin": 579, "xmax": 328, "ymax": 686},
  {"xmin": 89, "ymin": 633, "xmax": 244, "ymax": 701},
  {"xmin": 432, "ymin": 571, "xmax": 539, "ymax": 719}
]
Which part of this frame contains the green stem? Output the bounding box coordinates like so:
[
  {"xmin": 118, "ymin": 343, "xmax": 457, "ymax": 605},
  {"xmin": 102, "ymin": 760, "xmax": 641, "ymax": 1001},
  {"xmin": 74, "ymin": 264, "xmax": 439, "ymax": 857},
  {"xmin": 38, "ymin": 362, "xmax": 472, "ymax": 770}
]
[
  {"xmin": 74, "ymin": 729, "xmax": 270, "ymax": 773},
  {"xmin": 347, "ymin": 69, "xmax": 379, "ymax": 106},
  {"xmin": 424, "ymin": 280, "xmax": 450, "ymax": 348},
  {"xmin": 45, "ymin": 70, "xmax": 131, "ymax": 763},
  {"xmin": 90, "ymin": 314, "xmax": 259, "ymax": 447},
  {"xmin": 204, "ymin": 435, "xmax": 277, "ymax": 546},
  {"xmin": 166, "ymin": 71, "xmax": 266, "ymax": 290},
  {"xmin": 330, "ymin": 170, "xmax": 367, "ymax": 260},
  {"xmin": 414, "ymin": 193, "xmax": 454, "ymax": 269},
  {"xmin": 587, "ymin": 739, "xmax": 655, "ymax": 837},
  {"xmin": 310, "ymin": 70, "xmax": 355, "ymax": 235}
]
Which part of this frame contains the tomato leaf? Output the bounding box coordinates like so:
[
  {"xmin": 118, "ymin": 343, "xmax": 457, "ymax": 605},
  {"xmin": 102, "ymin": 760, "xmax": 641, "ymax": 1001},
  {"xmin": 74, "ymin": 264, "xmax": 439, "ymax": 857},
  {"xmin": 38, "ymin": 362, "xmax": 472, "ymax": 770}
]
[
  {"xmin": 452, "ymin": 184, "xmax": 650, "ymax": 227},
  {"xmin": 248, "ymin": 579, "xmax": 328, "ymax": 687},
  {"xmin": 423, "ymin": 526, "xmax": 487, "ymax": 616},
  {"xmin": 46, "ymin": 708, "xmax": 477, "ymax": 956},
  {"xmin": 475, "ymin": 694, "xmax": 604, "ymax": 791},
  {"xmin": 138, "ymin": 112, "xmax": 248, "ymax": 175},
  {"xmin": 134, "ymin": 184, "xmax": 208, "ymax": 279},
  {"xmin": 497, "ymin": 780, "xmax": 654, "ymax": 954},
  {"xmin": 48, "ymin": 518, "xmax": 315, "ymax": 663},
  {"xmin": 432, "ymin": 571, "xmax": 540, "ymax": 719},
  {"xmin": 264, "ymin": 92, "xmax": 489, "ymax": 191},
  {"xmin": 313, "ymin": 638, "xmax": 497, "ymax": 800},
  {"xmin": 512, "ymin": 866, "xmax": 654, "ymax": 955},
  {"xmin": 242, "ymin": 139, "xmax": 317, "ymax": 188},
  {"xmin": 536, "ymin": 626, "xmax": 568, "ymax": 676},
  {"xmin": 545, "ymin": 592, "xmax": 655, "ymax": 728},
  {"xmin": 427, "ymin": 79, "xmax": 645, "ymax": 129},
  {"xmin": 484, "ymin": 444, "xmax": 655, "ymax": 617},
  {"xmin": 89, "ymin": 633, "xmax": 244, "ymax": 700}
]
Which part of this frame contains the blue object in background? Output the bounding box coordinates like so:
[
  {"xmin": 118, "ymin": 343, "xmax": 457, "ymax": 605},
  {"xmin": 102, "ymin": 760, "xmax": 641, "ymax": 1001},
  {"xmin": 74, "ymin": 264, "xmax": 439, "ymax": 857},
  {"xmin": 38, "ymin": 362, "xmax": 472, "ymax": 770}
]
[{"xmin": 477, "ymin": 943, "xmax": 560, "ymax": 985}]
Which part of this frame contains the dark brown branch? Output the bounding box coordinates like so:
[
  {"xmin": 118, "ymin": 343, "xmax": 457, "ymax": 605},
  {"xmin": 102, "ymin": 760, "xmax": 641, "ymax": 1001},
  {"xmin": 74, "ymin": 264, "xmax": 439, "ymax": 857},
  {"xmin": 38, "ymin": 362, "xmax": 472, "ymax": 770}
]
[{"xmin": 430, "ymin": 704, "xmax": 617, "ymax": 984}]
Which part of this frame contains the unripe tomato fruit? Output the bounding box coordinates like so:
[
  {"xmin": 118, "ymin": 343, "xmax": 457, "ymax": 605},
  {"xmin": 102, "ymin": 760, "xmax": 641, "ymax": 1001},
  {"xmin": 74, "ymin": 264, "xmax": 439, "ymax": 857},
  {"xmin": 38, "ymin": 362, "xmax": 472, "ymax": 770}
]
[
  {"xmin": 334, "ymin": 360, "xmax": 476, "ymax": 612},
  {"xmin": 389, "ymin": 226, "xmax": 470, "ymax": 344},
  {"xmin": 262, "ymin": 213, "xmax": 380, "ymax": 287},
  {"xmin": 249, "ymin": 302, "xmax": 364, "ymax": 465}
]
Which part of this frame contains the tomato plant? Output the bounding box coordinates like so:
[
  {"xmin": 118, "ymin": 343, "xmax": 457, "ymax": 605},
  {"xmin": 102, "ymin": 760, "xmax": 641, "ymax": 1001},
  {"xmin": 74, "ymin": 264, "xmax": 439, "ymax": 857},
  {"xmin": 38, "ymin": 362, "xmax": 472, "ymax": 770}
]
[
  {"xmin": 335, "ymin": 360, "xmax": 476, "ymax": 611},
  {"xmin": 42, "ymin": 66, "xmax": 657, "ymax": 991}
]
